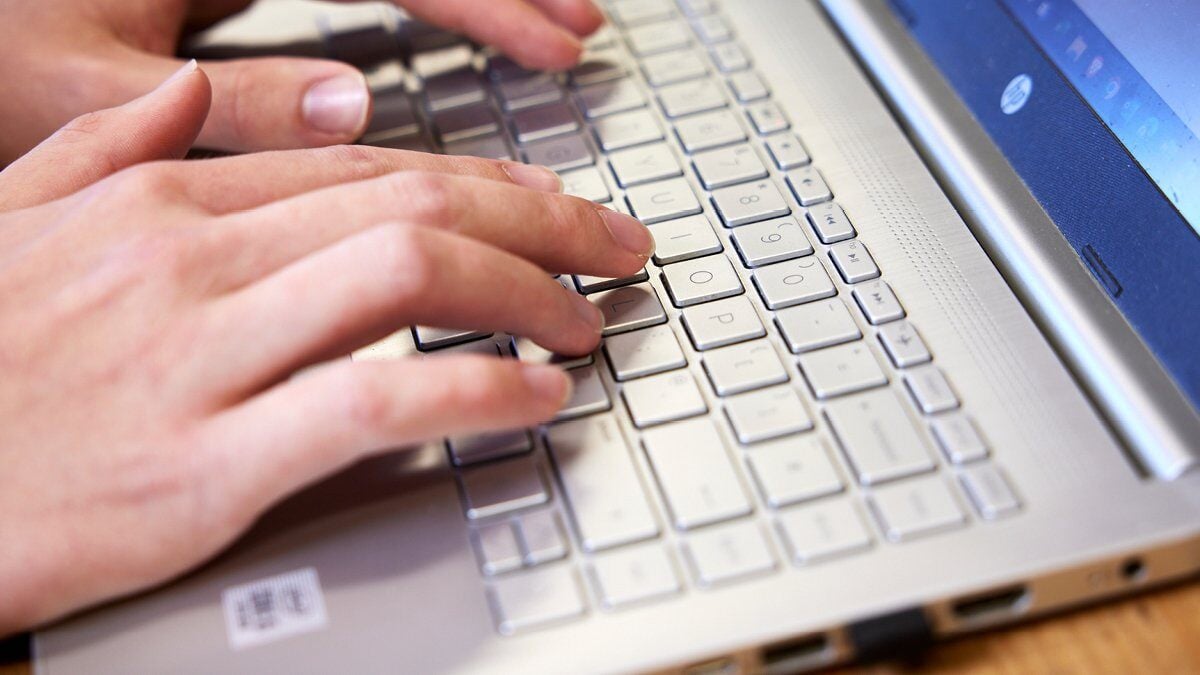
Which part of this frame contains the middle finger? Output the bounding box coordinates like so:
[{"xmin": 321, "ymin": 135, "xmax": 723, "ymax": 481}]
[{"xmin": 210, "ymin": 170, "xmax": 653, "ymax": 290}]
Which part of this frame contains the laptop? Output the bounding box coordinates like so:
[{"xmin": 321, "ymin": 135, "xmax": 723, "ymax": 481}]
[{"xmin": 34, "ymin": 0, "xmax": 1200, "ymax": 672}]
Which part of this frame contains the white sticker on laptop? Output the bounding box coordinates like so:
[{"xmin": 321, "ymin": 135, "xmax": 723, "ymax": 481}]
[{"xmin": 221, "ymin": 567, "xmax": 329, "ymax": 651}]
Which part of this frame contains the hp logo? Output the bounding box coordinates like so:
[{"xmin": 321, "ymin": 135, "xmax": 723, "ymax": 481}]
[{"xmin": 1001, "ymin": 74, "xmax": 1034, "ymax": 115}]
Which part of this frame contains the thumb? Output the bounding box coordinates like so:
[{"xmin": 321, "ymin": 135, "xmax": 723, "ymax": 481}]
[
  {"xmin": 196, "ymin": 57, "xmax": 371, "ymax": 153},
  {"xmin": 0, "ymin": 61, "xmax": 211, "ymax": 212}
]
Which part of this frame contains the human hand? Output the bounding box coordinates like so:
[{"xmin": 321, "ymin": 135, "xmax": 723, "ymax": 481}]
[
  {"xmin": 0, "ymin": 62, "xmax": 651, "ymax": 633},
  {"xmin": 0, "ymin": 0, "xmax": 603, "ymax": 162}
]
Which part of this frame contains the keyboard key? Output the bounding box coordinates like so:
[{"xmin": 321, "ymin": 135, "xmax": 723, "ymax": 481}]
[
  {"xmin": 752, "ymin": 257, "xmax": 836, "ymax": 310},
  {"xmin": 852, "ymin": 280, "xmax": 905, "ymax": 325},
  {"xmin": 413, "ymin": 326, "xmax": 491, "ymax": 350},
  {"xmin": 878, "ymin": 321, "xmax": 931, "ymax": 368},
  {"xmin": 776, "ymin": 499, "xmax": 872, "ymax": 564},
  {"xmin": 806, "ymin": 202, "xmax": 856, "ymax": 245},
  {"xmin": 746, "ymin": 436, "xmax": 843, "ymax": 508},
  {"xmin": 958, "ymin": 464, "xmax": 1021, "ymax": 520},
  {"xmin": 488, "ymin": 55, "xmax": 536, "ymax": 83},
  {"xmin": 658, "ymin": 78, "xmax": 727, "ymax": 118},
  {"xmin": 824, "ymin": 388, "xmax": 934, "ymax": 485},
  {"xmin": 765, "ymin": 133, "xmax": 811, "ymax": 169},
  {"xmin": 364, "ymin": 91, "xmax": 420, "ymax": 141},
  {"xmin": 627, "ymin": 21, "xmax": 693, "ymax": 56},
  {"xmin": 489, "ymin": 566, "xmax": 587, "ymax": 634},
  {"xmin": 731, "ymin": 216, "xmax": 814, "ymax": 267},
  {"xmin": 661, "ymin": 254, "xmax": 744, "ymax": 307},
  {"xmin": 641, "ymin": 50, "xmax": 709, "ymax": 87},
  {"xmin": 829, "ymin": 239, "xmax": 881, "ymax": 284},
  {"xmin": 643, "ymin": 418, "xmax": 752, "ymax": 528},
  {"xmin": 677, "ymin": 0, "xmax": 717, "ymax": 16},
  {"xmin": 609, "ymin": 143, "xmax": 682, "ymax": 187},
  {"xmin": 496, "ymin": 73, "xmax": 563, "ymax": 112},
  {"xmin": 458, "ymin": 454, "xmax": 548, "ymax": 520},
  {"xmin": 931, "ymin": 414, "xmax": 989, "ymax": 464},
  {"xmin": 604, "ymin": 324, "xmax": 687, "ymax": 381},
  {"xmin": 723, "ymin": 385, "xmax": 813, "ymax": 444},
  {"xmin": 746, "ymin": 101, "xmax": 790, "ymax": 135},
  {"xmin": 870, "ymin": 476, "xmax": 966, "ymax": 542},
  {"xmin": 555, "ymin": 365, "xmax": 612, "ymax": 421},
  {"xmin": 511, "ymin": 335, "xmax": 593, "ymax": 369},
  {"xmin": 692, "ymin": 144, "xmax": 768, "ymax": 190},
  {"xmin": 692, "ymin": 14, "xmax": 734, "ymax": 44},
  {"xmin": 474, "ymin": 522, "xmax": 523, "ymax": 575},
  {"xmin": 433, "ymin": 104, "xmax": 498, "ymax": 143},
  {"xmin": 649, "ymin": 213, "xmax": 723, "ymax": 265},
  {"xmin": 776, "ymin": 298, "xmax": 862, "ymax": 353},
  {"xmin": 626, "ymin": 177, "xmax": 702, "ymax": 224},
  {"xmin": 710, "ymin": 42, "xmax": 750, "ymax": 72},
  {"xmin": 522, "ymin": 133, "xmax": 595, "ymax": 171},
  {"xmin": 417, "ymin": 338, "xmax": 501, "ymax": 361},
  {"xmin": 786, "ymin": 167, "xmax": 834, "ymax": 206},
  {"xmin": 512, "ymin": 102, "xmax": 579, "ymax": 144},
  {"xmin": 546, "ymin": 414, "xmax": 660, "ymax": 550},
  {"xmin": 798, "ymin": 342, "xmax": 887, "ymax": 399},
  {"xmin": 623, "ymin": 370, "xmax": 708, "ymax": 427},
  {"xmin": 681, "ymin": 295, "xmax": 766, "ymax": 350},
  {"xmin": 578, "ymin": 79, "xmax": 646, "ymax": 118},
  {"xmin": 516, "ymin": 511, "xmax": 569, "ymax": 565},
  {"xmin": 448, "ymin": 429, "xmax": 532, "ymax": 466},
  {"xmin": 592, "ymin": 109, "xmax": 665, "ymax": 151},
  {"xmin": 703, "ymin": 340, "xmax": 789, "ymax": 396},
  {"xmin": 591, "ymin": 283, "xmax": 668, "ymax": 336},
  {"xmin": 609, "ymin": 0, "xmax": 674, "ymax": 25},
  {"xmin": 423, "ymin": 69, "xmax": 486, "ymax": 112},
  {"xmin": 675, "ymin": 110, "xmax": 746, "ymax": 152},
  {"xmin": 727, "ymin": 71, "xmax": 769, "ymax": 102},
  {"xmin": 574, "ymin": 269, "xmax": 649, "ymax": 294},
  {"xmin": 442, "ymin": 135, "xmax": 513, "ymax": 161},
  {"xmin": 560, "ymin": 166, "xmax": 612, "ymax": 203},
  {"xmin": 712, "ymin": 179, "xmax": 791, "ymax": 227},
  {"xmin": 569, "ymin": 50, "xmax": 626, "ymax": 87},
  {"xmin": 684, "ymin": 521, "xmax": 776, "ymax": 587},
  {"xmin": 904, "ymin": 366, "xmax": 960, "ymax": 414},
  {"xmin": 590, "ymin": 545, "xmax": 681, "ymax": 610}
]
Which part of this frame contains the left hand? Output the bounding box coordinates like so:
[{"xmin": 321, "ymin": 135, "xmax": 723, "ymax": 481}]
[{"xmin": 0, "ymin": 0, "xmax": 604, "ymax": 162}]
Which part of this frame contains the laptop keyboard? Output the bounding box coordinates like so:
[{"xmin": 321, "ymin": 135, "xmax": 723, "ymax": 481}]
[{"xmin": 345, "ymin": 0, "xmax": 1024, "ymax": 636}]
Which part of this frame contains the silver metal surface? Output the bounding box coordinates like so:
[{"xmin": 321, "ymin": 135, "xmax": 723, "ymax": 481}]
[
  {"xmin": 723, "ymin": 384, "xmax": 814, "ymax": 444},
  {"xmin": 37, "ymin": 2, "xmax": 1200, "ymax": 674}
]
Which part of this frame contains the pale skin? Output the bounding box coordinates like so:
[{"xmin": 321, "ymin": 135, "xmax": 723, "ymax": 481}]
[
  {"xmin": 0, "ymin": 0, "xmax": 604, "ymax": 162},
  {"xmin": 0, "ymin": 1, "xmax": 643, "ymax": 634}
]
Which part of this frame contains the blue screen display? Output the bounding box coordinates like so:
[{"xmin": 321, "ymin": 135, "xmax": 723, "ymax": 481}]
[{"xmin": 886, "ymin": 0, "xmax": 1200, "ymax": 410}]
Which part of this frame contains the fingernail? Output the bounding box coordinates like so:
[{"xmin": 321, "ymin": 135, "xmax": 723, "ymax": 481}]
[
  {"xmin": 160, "ymin": 60, "xmax": 199, "ymax": 89},
  {"xmin": 503, "ymin": 163, "xmax": 563, "ymax": 193},
  {"xmin": 302, "ymin": 72, "xmax": 370, "ymax": 137},
  {"xmin": 523, "ymin": 364, "xmax": 572, "ymax": 405},
  {"xmin": 599, "ymin": 209, "xmax": 655, "ymax": 259},
  {"xmin": 570, "ymin": 292, "xmax": 605, "ymax": 334}
]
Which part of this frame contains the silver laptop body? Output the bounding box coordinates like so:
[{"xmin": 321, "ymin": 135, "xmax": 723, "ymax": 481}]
[{"xmin": 35, "ymin": 1, "xmax": 1200, "ymax": 673}]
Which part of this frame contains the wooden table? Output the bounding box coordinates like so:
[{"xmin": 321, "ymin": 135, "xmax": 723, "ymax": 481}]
[{"xmin": 3, "ymin": 581, "xmax": 1197, "ymax": 674}]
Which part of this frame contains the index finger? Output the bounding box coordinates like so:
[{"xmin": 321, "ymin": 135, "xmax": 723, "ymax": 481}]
[{"xmin": 387, "ymin": 0, "xmax": 592, "ymax": 70}]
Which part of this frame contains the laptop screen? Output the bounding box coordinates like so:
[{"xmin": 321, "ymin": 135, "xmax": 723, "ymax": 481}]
[{"xmin": 886, "ymin": 0, "xmax": 1200, "ymax": 411}]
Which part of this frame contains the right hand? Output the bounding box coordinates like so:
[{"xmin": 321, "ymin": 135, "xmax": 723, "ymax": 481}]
[{"xmin": 0, "ymin": 62, "xmax": 652, "ymax": 634}]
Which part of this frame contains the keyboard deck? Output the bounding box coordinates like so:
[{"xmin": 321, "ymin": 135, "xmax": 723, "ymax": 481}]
[{"xmin": 347, "ymin": 0, "xmax": 1023, "ymax": 637}]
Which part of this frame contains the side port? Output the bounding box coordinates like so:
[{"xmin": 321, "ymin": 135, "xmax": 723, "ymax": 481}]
[
  {"xmin": 952, "ymin": 585, "xmax": 1030, "ymax": 623},
  {"xmin": 761, "ymin": 634, "xmax": 831, "ymax": 675}
]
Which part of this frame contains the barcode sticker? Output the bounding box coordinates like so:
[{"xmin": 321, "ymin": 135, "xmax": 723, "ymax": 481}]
[{"xmin": 221, "ymin": 567, "xmax": 329, "ymax": 651}]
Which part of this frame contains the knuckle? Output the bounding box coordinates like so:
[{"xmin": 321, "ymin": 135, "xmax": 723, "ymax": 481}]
[
  {"xmin": 375, "ymin": 223, "xmax": 436, "ymax": 303},
  {"xmin": 340, "ymin": 371, "xmax": 392, "ymax": 431},
  {"xmin": 389, "ymin": 171, "xmax": 454, "ymax": 226},
  {"xmin": 60, "ymin": 110, "xmax": 110, "ymax": 140},
  {"xmin": 320, "ymin": 143, "xmax": 384, "ymax": 177},
  {"xmin": 225, "ymin": 62, "xmax": 261, "ymax": 148},
  {"xmin": 107, "ymin": 163, "xmax": 183, "ymax": 201}
]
